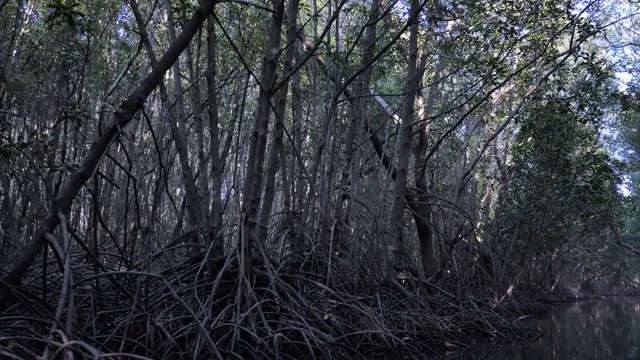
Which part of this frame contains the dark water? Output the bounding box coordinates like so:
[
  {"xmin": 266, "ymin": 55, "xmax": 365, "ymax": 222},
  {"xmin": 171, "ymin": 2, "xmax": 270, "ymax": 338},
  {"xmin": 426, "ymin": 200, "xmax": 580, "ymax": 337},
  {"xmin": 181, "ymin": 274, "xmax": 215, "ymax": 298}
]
[{"xmin": 441, "ymin": 297, "xmax": 640, "ymax": 360}]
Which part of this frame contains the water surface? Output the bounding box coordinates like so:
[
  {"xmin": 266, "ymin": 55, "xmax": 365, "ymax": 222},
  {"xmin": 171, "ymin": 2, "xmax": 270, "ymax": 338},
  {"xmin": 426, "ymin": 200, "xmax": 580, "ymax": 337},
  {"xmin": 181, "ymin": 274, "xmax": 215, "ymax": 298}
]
[{"xmin": 441, "ymin": 297, "xmax": 640, "ymax": 359}]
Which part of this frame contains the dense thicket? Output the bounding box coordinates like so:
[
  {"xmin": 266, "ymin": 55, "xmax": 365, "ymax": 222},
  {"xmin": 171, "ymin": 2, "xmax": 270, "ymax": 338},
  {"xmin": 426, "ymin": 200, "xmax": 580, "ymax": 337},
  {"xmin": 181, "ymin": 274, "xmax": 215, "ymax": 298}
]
[{"xmin": 0, "ymin": 0, "xmax": 638, "ymax": 358}]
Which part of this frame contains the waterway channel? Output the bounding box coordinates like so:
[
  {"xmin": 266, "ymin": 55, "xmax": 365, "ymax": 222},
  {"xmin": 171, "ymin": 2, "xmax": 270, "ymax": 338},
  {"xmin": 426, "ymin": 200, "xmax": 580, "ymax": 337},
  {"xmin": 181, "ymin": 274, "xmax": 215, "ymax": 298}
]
[{"xmin": 440, "ymin": 296, "xmax": 640, "ymax": 359}]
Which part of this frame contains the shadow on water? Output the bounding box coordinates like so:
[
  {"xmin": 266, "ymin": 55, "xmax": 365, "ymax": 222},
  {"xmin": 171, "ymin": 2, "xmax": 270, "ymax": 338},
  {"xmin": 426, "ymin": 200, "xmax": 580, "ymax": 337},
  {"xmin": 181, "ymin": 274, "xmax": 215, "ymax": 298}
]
[{"xmin": 435, "ymin": 297, "xmax": 640, "ymax": 360}]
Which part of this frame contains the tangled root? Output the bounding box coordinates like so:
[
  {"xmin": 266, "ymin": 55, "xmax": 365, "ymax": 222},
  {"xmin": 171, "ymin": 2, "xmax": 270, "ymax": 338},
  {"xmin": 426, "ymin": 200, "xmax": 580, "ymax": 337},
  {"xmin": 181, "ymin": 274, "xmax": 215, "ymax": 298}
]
[{"xmin": 0, "ymin": 242, "xmax": 541, "ymax": 359}]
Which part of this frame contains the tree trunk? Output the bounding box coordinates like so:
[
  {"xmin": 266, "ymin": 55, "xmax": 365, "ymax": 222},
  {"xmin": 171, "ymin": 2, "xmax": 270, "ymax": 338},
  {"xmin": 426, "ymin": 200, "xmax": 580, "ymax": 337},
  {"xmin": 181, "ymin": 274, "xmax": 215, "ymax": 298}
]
[
  {"xmin": 384, "ymin": 0, "xmax": 420, "ymax": 282},
  {"xmin": 165, "ymin": 0, "xmax": 203, "ymax": 254},
  {"xmin": 241, "ymin": 0, "xmax": 285, "ymax": 248},
  {"xmin": 257, "ymin": 0, "xmax": 300, "ymax": 242},
  {"xmin": 207, "ymin": 13, "xmax": 224, "ymax": 257}
]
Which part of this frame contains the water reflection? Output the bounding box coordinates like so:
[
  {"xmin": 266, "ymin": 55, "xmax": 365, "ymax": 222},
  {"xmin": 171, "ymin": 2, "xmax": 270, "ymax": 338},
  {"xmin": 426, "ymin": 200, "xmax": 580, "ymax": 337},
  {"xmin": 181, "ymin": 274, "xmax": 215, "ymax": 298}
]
[{"xmin": 440, "ymin": 297, "xmax": 640, "ymax": 360}]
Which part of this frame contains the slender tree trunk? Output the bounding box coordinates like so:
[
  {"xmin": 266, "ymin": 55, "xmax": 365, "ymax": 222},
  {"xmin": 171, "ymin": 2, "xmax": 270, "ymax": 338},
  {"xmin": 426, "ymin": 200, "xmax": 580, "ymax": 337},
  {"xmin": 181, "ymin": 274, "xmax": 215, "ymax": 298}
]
[
  {"xmin": 186, "ymin": 37, "xmax": 206, "ymax": 211},
  {"xmin": 334, "ymin": 0, "xmax": 380, "ymax": 238},
  {"xmin": 241, "ymin": 0, "xmax": 285, "ymax": 248},
  {"xmin": 291, "ymin": 69, "xmax": 305, "ymax": 252},
  {"xmin": 207, "ymin": 13, "xmax": 224, "ymax": 257},
  {"xmin": 385, "ymin": 0, "xmax": 420, "ymax": 283},
  {"xmin": 257, "ymin": 0, "xmax": 300, "ymax": 242},
  {"xmin": 165, "ymin": 0, "xmax": 203, "ymax": 250}
]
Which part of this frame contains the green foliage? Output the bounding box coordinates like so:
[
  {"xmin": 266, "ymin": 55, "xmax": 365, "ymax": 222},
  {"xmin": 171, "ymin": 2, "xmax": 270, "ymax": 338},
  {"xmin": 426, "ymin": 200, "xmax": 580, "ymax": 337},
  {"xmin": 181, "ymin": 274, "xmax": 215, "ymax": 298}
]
[
  {"xmin": 494, "ymin": 90, "xmax": 622, "ymax": 289},
  {"xmin": 619, "ymin": 85, "xmax": 640, "ymax": 161},
  {"xmin": 45, "ymin": 0, "xmax": 86, "ymax": 34},
  {"xmin": 617, "ymin": 84, "xmax": 640, "ymax": 253}
]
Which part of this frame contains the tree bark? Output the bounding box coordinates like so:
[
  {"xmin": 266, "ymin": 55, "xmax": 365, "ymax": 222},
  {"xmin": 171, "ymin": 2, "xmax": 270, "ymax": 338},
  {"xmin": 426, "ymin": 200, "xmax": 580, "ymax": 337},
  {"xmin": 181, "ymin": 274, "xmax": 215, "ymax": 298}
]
[
  {"xmin": 257, "ymin": 0, "xmax": 300, "ymax": 242},
  {"xmin": 207, "ymin": 13, "xmax": 224, "ymax": 257},
  {"xmin": 241, "ymin": 0, "xmax": 285, "ymax": 247},
  {"xmin": 164, "ymin": 0, "xmax": 203, "ymax": 244},
  {"xmin": 384, "ymin": 0, "xmax": 420, "ymax": 282}
]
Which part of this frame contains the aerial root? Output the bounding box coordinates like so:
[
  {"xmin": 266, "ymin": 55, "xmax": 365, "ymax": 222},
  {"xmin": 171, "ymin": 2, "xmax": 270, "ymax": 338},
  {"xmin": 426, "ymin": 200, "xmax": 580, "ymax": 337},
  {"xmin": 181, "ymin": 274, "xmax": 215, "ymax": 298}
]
[{"xmin": 0, "ymin": 250, "xmax": 541, "ymax": 359}]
